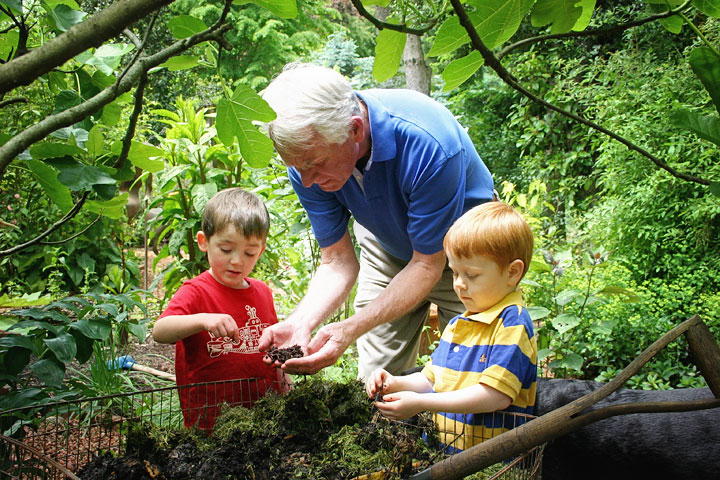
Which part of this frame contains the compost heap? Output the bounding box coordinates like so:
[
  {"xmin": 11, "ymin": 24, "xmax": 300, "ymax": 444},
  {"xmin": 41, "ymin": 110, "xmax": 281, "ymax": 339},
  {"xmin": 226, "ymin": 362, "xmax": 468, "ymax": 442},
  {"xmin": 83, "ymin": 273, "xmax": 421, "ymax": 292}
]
[{"xmin": 78, "ymin": 377, "xmax": 442, "ymax": 480}]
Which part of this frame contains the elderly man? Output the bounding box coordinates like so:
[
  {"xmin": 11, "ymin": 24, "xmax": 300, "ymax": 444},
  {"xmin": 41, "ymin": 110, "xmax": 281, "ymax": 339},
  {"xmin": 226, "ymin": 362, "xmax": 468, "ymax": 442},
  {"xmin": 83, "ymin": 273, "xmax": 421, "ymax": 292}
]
[{"xmin": 259, "ymin": 63, "xmax": 495, "ymax": 379}]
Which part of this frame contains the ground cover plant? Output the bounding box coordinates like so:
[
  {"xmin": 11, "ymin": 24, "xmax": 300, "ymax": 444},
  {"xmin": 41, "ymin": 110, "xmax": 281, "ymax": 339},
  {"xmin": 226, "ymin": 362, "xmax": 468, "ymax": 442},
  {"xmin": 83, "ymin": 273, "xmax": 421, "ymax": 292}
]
[{"xmin": 77, "ymin": 377, "xmax": 443, "ymax": 480}]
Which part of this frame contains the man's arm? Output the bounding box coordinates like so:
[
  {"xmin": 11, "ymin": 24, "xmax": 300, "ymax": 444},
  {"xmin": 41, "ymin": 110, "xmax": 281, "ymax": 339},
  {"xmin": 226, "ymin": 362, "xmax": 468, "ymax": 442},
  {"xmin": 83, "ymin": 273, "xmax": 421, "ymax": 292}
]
[
  {"xmin": 258, "ymin": 230, "xmax": 359, "ymax": 357},
  {"xmin": 281, "ymin": 247, "xmax": 446, "ymax": 374}
]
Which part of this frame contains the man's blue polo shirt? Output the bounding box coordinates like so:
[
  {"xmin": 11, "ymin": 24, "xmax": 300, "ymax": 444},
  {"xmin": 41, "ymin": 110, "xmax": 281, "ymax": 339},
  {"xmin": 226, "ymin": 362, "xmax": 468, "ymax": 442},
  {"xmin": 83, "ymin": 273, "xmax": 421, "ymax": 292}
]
[{"xmin": 288, "ymin": 89, "xmax": 494, "ymax": 261}]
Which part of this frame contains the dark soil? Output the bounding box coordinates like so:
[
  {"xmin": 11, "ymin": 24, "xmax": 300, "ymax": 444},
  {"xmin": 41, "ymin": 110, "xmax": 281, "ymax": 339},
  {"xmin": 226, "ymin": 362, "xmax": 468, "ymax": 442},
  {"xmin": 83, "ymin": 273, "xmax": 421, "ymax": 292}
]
[
  {"xmin": 77, "ymin": 378, "xmax": 442, "ymax": 480},
  {"xmin": 265, "ymin": 344, "xmax": 304, "ymax": 363}
]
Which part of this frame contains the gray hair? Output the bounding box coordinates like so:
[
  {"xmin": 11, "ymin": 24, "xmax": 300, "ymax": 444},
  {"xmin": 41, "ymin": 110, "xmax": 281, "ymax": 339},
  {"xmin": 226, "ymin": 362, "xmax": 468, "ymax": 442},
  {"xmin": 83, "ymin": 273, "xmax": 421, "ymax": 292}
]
[
  {"xmin": 201, "ymin": 187, "xmax": 270, "ymax": 240},
  {"xmin": 260, "ymin": 62, "xmax": 361, "ymax": 159}
]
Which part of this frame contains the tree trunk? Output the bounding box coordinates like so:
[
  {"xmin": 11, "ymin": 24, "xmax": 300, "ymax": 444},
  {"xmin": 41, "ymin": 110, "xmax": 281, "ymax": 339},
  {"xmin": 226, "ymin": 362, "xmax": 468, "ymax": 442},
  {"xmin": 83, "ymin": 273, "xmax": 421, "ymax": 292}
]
[{"xmin": 403, "ymin": 34, "xmax": 431, "ymax": 95}]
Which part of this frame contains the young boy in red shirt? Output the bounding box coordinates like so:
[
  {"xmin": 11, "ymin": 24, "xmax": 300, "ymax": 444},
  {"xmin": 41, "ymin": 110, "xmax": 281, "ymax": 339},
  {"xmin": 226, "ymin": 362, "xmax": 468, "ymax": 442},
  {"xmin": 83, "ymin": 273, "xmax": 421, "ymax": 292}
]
[{"xmin": 153, "ymin": 187, "xmax": 289, "ymax": 431}]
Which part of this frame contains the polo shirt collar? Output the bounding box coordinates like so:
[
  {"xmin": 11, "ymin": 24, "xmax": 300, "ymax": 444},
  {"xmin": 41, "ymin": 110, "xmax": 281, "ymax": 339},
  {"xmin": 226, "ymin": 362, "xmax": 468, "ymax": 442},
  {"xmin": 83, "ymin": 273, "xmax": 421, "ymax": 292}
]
[
  {"xmin": 462, "ymin": 291, "xmax": 525, "ymax": 324},
  {"xmin": 355, "ymin": 90, "xmax": 395, "ymax": 163}
]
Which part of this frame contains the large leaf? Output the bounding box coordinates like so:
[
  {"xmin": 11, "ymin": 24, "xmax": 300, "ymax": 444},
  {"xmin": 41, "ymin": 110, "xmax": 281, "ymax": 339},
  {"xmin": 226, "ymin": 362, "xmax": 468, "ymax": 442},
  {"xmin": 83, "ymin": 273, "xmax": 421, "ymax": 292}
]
[
  {"xmin": 689, "ymin": 47, "xmax": 720, "ymax": 115},
  {"xmin": 29, "ymin": 142, "xmax": 85, "ymax": 159},
  {"xmin": 25, "ymin": 159, "xmax": 73, "ymax": 212},
  {"xmin": 80, "ymin": 43, "xmax": 134, "ymax": 75},
  {"xmin": 234, "ymin": 0, "xmax": 298, "ymax": 19},
  {"xmin": 86, "ymin": 125, "xmax": 104, "ymax": 158},
  {"xmin": 373, "ymin": 28, "xmax": 406, "ymax": 83},
  {"xmin": 648, "ymin": 3, "xmax": 683, "ymax": 33},
  {"xmin": 692, "ymin": 0, "xmax": 720, "ymax": 17},
  {"xmin": 468, "ymin": 0, "xmax": 536, "ymax": 48},
  {"xmin": 531, "ymin": 0, "xmax": 583, "ymax": 34},
  {"xmin": 442, "ymin": 51, "xmax": 484, "ymax": 91},
  {"xmin": 49, "ymin": 4, "xmax": 86, "ymax": 32},
  {"xmin": 47, "ymin": 157, "xmax": 116, "ymax": 191},
  {"xmin": 550, "ymin": 313, "xmax": 581, "ymax": 334},
  {"xmin": 428, "ymin": 16, "xmax": 470, "ymax": 57},
  {"xmin": 159, "ymin": 55, "xmax": 199, "ymax": 72},
  {"xmin": 85, "ymin": 192, "xmax": 129, "ymax": 219},
  {"xmin": 30, "ymin": 358, "xmax": 65, "ymax": 387},
  {"xmin": 572, "ymin": 0, "xmax": 597, "ymax": 31},
  {"xmin": 670, "ymin": 109, "xmax": 720, "ymax": 147},
  {"xmin": 126, "ymin": 141, "xmax": 165, "ymax": 172},
  {"xmin": 191, "ymin": 183, "xmax": 218, "ymax": 214},
  {"xmin": 71, "ymin": 318, "xmax": 111, "ymax": 340},
  {"xmin": 2, "ymin": 346, "xmax": 31, "ymax": 375},
  {"xmin": 167, "ymin": 15, "xmax": 208, "ymax": 39},
  {"xmin": 44, "ymin": 333, "xmax": 77, "ymax": 363}
]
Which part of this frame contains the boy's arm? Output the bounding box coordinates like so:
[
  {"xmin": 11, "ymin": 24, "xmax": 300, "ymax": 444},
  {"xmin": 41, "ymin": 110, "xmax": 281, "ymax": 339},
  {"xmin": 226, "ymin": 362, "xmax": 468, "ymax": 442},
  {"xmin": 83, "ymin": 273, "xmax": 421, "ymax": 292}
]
[
  {"xmin": 376, "ymin": 383, "xmax": 511, "ymax": 421},
  {"xmin": 153, "ymin": 313, "xmax": 240, "ymax": 344}
]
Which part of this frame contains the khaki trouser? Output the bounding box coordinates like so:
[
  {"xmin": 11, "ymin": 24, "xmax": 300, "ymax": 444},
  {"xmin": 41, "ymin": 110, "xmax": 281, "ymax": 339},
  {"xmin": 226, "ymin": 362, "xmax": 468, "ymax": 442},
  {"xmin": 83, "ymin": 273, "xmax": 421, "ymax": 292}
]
[{"xmin": 353, "ymin": 222, "xmax": 465, "ymax": 380}]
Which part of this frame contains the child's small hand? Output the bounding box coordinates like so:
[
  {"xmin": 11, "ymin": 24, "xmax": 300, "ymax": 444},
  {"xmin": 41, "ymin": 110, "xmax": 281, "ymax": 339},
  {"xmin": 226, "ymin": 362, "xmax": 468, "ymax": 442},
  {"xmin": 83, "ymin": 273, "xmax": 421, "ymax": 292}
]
[
  {"xmin": 365, "ymin": 368, "xmax": 392, "ymax": 399},
  {"xmin": 204, "ymin": 314, "xmax": 240, "ymax": 342},
  {"xmin": 374, "ymin": 391, "xmax": 424, "ymax": 420}
]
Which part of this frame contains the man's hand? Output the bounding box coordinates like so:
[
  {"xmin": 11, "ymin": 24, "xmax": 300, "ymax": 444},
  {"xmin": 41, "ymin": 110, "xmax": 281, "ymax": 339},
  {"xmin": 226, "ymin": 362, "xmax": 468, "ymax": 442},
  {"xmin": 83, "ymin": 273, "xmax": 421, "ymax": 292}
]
[
  {"xmin": 259, "ymin": 321, "xmax": 312, "ymax": 367},
  {"xmin": 374, "ymin": 391, "xmax": 425, "ymax": 420},
  {"xmin": 279, "ymin": 319, "xmax": 357, "ymax": 375}
]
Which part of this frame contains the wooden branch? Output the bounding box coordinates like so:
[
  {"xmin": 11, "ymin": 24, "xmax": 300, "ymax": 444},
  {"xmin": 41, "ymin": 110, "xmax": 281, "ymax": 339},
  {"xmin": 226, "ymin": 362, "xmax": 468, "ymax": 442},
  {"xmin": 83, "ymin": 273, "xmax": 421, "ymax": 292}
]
[
  {"xmin": 0, "ymin": 97, "xmax": 28, "ymax": 108},
  {"xmin": 0, "ymin": 22, "xmax": 232, "ymax": 178},
  {"xmin": 449, "ymin": 0, "xmax": 712, "ymax": 187},
  {"xmin": 0, "ymin": 0, "xmax": 175, "ymax": 96},
  {"xmin": 0, "ymin": 192, "xmax": 90, "ymax": 258},
  {"xmin": 39, "ymin": 214, "xmax": 102, "ymax": 246},
  {"xmin": 349, "ymin": 0, "xmax": 434, "ymax": 35},
  {"xmin": 115, "ymin": 73, "xmax": 148, "ymax": 170}
]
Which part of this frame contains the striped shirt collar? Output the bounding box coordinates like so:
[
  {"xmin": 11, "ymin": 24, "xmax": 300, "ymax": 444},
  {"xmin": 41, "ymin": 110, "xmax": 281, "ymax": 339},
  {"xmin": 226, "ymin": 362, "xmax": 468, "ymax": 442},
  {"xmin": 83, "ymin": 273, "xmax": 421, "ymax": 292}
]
[{"xmin": 461, "ymin": 290, "xmax": 525, "ymax": 324}]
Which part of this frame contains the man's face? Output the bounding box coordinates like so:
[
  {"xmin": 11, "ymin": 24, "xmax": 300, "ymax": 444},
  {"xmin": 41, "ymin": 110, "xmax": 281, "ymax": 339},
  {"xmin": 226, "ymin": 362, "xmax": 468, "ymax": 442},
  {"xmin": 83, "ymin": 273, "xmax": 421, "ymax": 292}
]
[{"xmin": 280, "ymin": 120, "xmax": 365, "ymax": 192}]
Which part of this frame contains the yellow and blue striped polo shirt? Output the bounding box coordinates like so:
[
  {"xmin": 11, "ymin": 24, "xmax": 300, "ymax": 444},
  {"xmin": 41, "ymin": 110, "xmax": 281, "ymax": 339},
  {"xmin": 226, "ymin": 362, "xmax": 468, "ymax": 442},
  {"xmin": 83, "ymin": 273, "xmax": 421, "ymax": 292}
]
[{"xmin": 421, "ymin": 290, "xmax": 537, "ymax": 452}]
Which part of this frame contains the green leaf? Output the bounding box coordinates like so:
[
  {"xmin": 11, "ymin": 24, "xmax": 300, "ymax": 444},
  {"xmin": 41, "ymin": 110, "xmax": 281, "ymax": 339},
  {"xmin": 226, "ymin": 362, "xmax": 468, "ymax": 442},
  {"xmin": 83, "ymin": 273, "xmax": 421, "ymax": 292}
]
[
  {"xmin": 1, "ymin": 0, "xmax": 23, "ymax": 13},
  {"xmin": 442, "ymin": 51, "xmax": 484, "ymax": 91},
  {"xmin": 85, "ymin": 192, "xmax": 129, "ymax": 219},
  {"xmin": 555, "ymin": 289, "xmax": 581, "ymax": 306},
  {"xmin": 71, "ymin": 319, "xmax": 111, "ymax": 340},
  {"xmin": 648, "ymin": 4, "xmax": 683, "ymax": 33},
  {"xmin": 2, "ymin": 346, "xmax": 31, "ymax": 375},
  {"xmin": 50, "ymin": 4, "xmax": 86, "ymax": 32},
  {"xmin": 531, "ymin": 0, "xmax": 583, "ymax": 34},
  {"xmin": 689, "ymin": 47, "xmax": 720, "ymax": 115},
  {"xmin": 595, "ymin": 286, "xmax": 641, "ymax": 303},
  {"xmin": 527, "ymin": 306, "xmax": 551, "ymax": 321},
  {"xmin": 373, "ymin": 28, "xmax": 406, "ymax": 83},
  {"xmin": 219, "ymin": 84, "xmax": 277, "ymax": 123},
  {"xmin": 83, "ymin": 43, "xmax": 134, "ymax": 75},
  {"xmin": 44, "ymin": 333, "xmax": 77, "ymax": 363},
  {"xmin": 468, "ymin": 0, "xmax": 536, "ymax": 48},
  {"xmin": 25, "ymin": 159, "xmax": 73, "ymax": 212},
  {"xmin": 167, "ymin": 15, "xmax": 208, "ymax": 39},
  {"xmin": 101, "ymin": 101, "xmax": 122, "ymax": 126},
  {"xmin": 191, "ymin": 183, "xmax": 218, "ymax": 214},
  {"xmin": 550, "ymin": 313, "xmax": 581, "ymax": 334},
  {"xmin": 561, "ymin": 352, "xmax": 584, "ymax": 371},
  {"xmin": 0, "ymin": 334, "xmax": 36, "ymax": 351},
  {"xmin": 710, "ymin": 182, "xmax": 720, "ymax": 197},
  {"xmin": 87, "ymin": 125, "xmax": 104, "ymax": 158},
  {"xmin": 0, "ymin": 292, "xmax": 52, "ymax": 308},
  {"xmin": 47, "ymin": 157, "xmax": 116, "ymax": 191},
  {"xmin": 234, "ymin": 0, "xmax": 298, "ymax": 18},
  {"xmin": 669, "ymin": 109, "xmax": 720, "ymax": 147},
  {"xmin": 159, "ymin": 55, "xmax": 199, "ymax": 72},
  {"xmin": 691, "ymin": 0, "xmax": 720, "ymax": 17},
  {"xmin": 590, "ymin": 318, "xmax": 618, "ymax": 335},
  {"xmin": 30, "ymin": 358, "xmax": 65, "ymax": 387},
  {"xmin": 572, "ymin": 0, "xmax": 597, "ymax": 31},
  {"xmin": 428, "ymin": 16, "xmax": 469, "ymax": 57},
  {"xmin": 29, "ymin": 142, "xmax": 85, "ymax": 159},
  {"xmin": 127, "ymin": 141, "xmax": 165, "ymax": 172}
]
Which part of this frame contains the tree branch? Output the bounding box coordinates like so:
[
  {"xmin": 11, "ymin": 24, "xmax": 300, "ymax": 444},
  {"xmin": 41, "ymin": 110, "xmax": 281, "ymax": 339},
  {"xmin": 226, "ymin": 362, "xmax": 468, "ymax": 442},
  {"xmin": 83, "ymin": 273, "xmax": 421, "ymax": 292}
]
[
  {"xmin": 449, "ymin": 0, "xmax": 711, "ymax": 186},
  {"xmin": 0, "ymin": 0, "xmax": 175, "ymax": 96},
  {"xmin": 350, "ymin": 0, "xmax": 434, "ymax": 35},
  {"xmin": 0, "ymin": 22, "xmax": 233, "ymax": 178},
  {"xmin": 498, "ymin": 1, "xmax": 693, "ymax": 60},
  {"xmin": 0, "ymin": 192, "xmax": 89, "ymax": 258},
  {"xmin": 115, "ymin": 73, "xmax": 148, "ymax": 170},
  {"xmin": 39, "ymin": 214, "xmax": 102, "ymax": 245},
  {"xmin": 0, "ymin": 97, "xmax": 28, "ymax": 108}
]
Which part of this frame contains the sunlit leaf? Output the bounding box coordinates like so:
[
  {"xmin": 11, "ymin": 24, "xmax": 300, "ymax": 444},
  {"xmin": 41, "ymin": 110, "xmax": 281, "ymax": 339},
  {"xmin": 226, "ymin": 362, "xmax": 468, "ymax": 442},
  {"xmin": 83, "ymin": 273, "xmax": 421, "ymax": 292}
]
[
  {"xmin": 527, "ymin": 306, "xmax": 551, "ymax": 321},
  {"xmin": 168, "ymin": 15, "xmax": 208, "ymax": 39},
  {"xmin": 428, "ymin": 16, "xmax": 469, "ymax": 57},
  {"xmin": 442, "ymin": 51, "xmax": 484, "ymax": 91},
  {"xmin": 85, "ymin": 192, "xmax": 129, "ymax": 219},
  {"xmin": 25, "ymin": 159, "xmax": 73, "ymax": 212},
  {"xmin": 550, "ymin": 313, "xmax": 581, "ymax": 334},
  {"xmin": 49, "ymin": 4, "xmax": 86, "ymax": 32},
  {"xmin": 234, "ymin": 0, "xmax": 298, "ymax": 18},
  {"xmin": 468, "ymin": 0, "xmax": 535, "ymax": 48},
  {"xmin": 83, "ymin": 43, "xmax": 134, "ymax": 75},
  {"xmin": 87, "ymin": 125, "xmax": 104, "ymax": 158},
  {"xmin": 127, "ymin": 141, "xmax": 165, "ymax": 172},
  {"xmin": 373, "ymin": 28, "xmax": 406, "ymax": 83},
  {"xmin": 159, "ymin": 55, "xmax": 199, "ymax": 72},
  {"xmin": 531, "ymin": 0, "xmax": 583, "ymax": 34},
  {"xmin": 692, "ymin": 0, "xmax": 720, "ymax": 16}
]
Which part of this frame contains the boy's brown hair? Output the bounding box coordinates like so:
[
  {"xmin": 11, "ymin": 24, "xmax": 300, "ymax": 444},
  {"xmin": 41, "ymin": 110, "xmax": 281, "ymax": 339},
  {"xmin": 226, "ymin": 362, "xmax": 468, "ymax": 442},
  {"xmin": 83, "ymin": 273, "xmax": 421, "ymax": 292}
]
[
  {"xmin": 201, "ymin": 187, "xmax": 270, "ymax": 240},
  {"xmin": 444, "ymin": 201, "xmax": 534, "ymax": 278}
]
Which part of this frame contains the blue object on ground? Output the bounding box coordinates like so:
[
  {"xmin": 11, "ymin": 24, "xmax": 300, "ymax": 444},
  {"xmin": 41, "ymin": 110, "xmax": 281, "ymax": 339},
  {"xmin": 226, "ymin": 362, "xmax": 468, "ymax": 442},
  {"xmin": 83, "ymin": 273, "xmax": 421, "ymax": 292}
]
[{"xmin": 107, "ymin": 354, "xmax": 136, "ymax": 370}]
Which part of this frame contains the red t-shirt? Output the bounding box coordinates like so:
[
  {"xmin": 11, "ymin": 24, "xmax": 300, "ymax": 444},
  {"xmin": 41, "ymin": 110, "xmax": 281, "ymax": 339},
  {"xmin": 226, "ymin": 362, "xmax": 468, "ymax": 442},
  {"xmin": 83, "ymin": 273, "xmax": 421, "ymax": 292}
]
[{"xmin": 160, "ymin": 271, "xmax": 282, "ymax": 430}]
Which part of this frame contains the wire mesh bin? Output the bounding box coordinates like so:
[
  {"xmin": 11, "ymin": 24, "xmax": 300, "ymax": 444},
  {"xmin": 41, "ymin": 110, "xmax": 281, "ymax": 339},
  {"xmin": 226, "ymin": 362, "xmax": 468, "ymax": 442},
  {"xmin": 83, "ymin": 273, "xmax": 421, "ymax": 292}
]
[
  {"xmin": 0, "ymin": 378, "xmax": 271, "ymax": 480},
  {"xmin": 433, "ymin": 411, "xmax": 544, "ymax": 480}
]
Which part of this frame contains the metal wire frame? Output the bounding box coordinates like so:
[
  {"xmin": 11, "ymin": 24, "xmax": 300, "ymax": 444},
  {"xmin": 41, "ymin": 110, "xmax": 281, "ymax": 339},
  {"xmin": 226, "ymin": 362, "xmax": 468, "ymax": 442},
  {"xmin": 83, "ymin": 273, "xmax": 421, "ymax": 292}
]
[{"xmin": 0, "ymin": 378, "xmax": 272, "ymax": 479}]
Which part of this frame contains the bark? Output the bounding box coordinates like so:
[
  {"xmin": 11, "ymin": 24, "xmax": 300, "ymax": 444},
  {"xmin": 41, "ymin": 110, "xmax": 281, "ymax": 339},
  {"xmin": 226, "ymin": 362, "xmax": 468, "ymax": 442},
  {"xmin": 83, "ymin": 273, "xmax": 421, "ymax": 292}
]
[
  {"xmin": 0, "ymin": 0, "xmax": 174, "ymax": 96},
  {"xmin": 403, "ymin": 34, "xmax": 430, "ymax": 95}
]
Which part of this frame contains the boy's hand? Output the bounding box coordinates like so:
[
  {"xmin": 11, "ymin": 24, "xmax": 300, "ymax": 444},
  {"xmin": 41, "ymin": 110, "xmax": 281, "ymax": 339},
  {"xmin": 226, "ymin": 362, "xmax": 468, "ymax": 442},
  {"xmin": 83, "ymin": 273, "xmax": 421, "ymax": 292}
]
[
  {"xmin": 365, "ymin": 368, "xmax": 393, "ymax": 399},
  {"xmin": 374, "ymin": 391, "xmax": 424, "ymax": 420},
  {"xmin": 204, "ymin": 314, "xmax": 240, "ymax": 343}
]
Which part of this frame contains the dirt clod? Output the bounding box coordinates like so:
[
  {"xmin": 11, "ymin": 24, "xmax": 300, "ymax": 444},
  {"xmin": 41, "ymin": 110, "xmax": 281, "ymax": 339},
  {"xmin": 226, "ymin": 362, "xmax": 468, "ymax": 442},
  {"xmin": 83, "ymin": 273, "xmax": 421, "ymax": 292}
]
[{"xmin": 266, "ymin": 345, "xmax": 304, "ymax": 363}]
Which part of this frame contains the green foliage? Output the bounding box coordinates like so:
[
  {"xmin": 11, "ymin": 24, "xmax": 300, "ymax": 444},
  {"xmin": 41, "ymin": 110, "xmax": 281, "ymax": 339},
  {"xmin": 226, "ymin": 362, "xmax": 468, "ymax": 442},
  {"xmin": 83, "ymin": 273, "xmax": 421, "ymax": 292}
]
[{"xmin": 0, "ymin": 292, "xmax": 150, "ymax": 407}]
